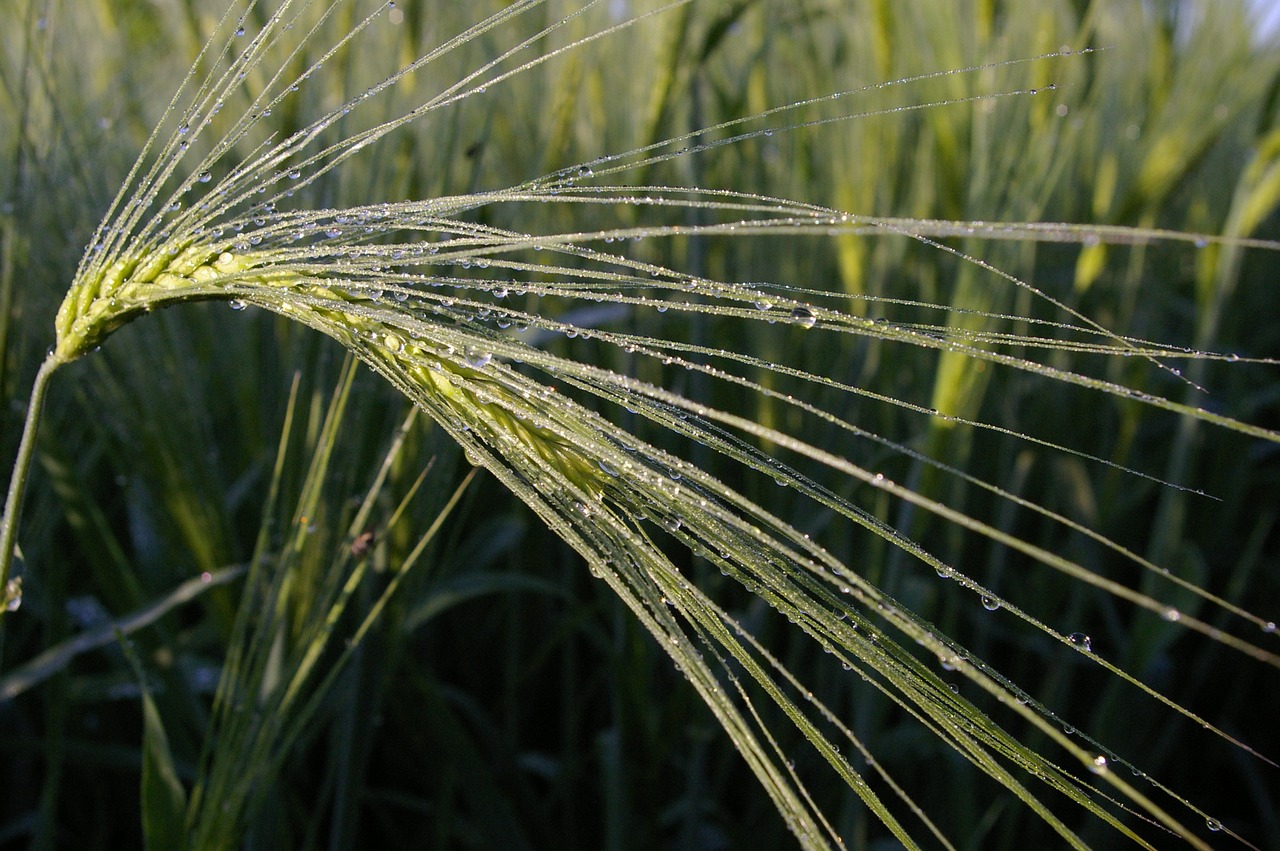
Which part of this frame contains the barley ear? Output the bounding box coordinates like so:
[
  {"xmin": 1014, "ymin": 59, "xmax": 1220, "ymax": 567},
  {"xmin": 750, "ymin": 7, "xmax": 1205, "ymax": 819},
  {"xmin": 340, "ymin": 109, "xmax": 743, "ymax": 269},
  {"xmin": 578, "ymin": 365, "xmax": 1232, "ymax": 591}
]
[
  {"xmin": 3, "ymin": 237, "xmax": 263, "ymax": 615},
  {"xmin": 53, "ymin": 243, "xmax": 257, "ymax": 361}
]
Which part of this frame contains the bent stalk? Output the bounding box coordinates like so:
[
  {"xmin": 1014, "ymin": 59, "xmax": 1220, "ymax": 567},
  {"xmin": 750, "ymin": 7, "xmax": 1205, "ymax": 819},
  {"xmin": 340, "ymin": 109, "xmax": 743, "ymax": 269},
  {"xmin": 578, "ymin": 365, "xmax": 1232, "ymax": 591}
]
[{"xmin": 0, "ymin": 352, "xmax": 62, "ymax": 624}]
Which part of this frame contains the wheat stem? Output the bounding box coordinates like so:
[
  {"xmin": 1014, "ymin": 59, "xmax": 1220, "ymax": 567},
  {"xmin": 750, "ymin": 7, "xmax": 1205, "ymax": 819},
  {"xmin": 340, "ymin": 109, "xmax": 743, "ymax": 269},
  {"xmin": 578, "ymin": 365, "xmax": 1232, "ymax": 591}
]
[{"xmin": 0, "ymin": 352, "xmax": 62, "ymax": 623}]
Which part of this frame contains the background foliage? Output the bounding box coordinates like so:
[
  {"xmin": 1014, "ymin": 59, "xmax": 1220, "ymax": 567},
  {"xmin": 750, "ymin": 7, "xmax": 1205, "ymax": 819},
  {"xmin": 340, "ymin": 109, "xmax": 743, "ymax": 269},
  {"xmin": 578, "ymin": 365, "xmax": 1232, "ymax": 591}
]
[{"xmin": 1, "ymin": 0, "xmax": 1278, "ymax": 848}]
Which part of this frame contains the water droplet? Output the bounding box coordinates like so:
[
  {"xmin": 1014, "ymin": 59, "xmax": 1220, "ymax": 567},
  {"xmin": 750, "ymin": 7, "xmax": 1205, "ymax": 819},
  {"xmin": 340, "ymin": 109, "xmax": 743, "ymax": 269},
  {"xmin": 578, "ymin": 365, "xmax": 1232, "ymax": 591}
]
[
  {"xmin": 981, "ymin": 596, "xmax": 1001, "ymax": 611},
  {"xmin": 1160, "ymin": 607, "xmax": 1181, "ymax": 622},
  {"xmin": 229, "ymin": 299, "xmax": 246, "ymax": 310},
  {"xmin": 1090, "ymin": 754, "xmax": 1108, "ymax": 774},
  {"xmin": 383, "ymin": 333, "xmax": 404, "ymax": 352},
  {"xmin": 288, "ymin": 169, "xmax": 302, "ymax": 180},
  {"xmin": 235, "ymin": 25, "xmax": 246, "ymax": 36},
  {"xmin": 1067, "ymin": 632, "xmax": 1092, "ymax": 652},
  {"xmin": 198, "ymin": 171, "xmax": 212, "ymax": 183},
  {"xmin": 1263, "ymin": 621, "xmax": 1277, "ymax": 634},
  {"xmin": 790, "ymin": 306, "xmax": 817, "ymax": 328},
  {"xmin": 1206, "ymin": 818, "xmax": 1222, "ymax": 832},
  {"xmin": 3, "ymin": 578, "xmax": 21, "ymax": 612},
  {"xmin": 463, "ymin": 347, "xmax": 492, "ymax": 369}
]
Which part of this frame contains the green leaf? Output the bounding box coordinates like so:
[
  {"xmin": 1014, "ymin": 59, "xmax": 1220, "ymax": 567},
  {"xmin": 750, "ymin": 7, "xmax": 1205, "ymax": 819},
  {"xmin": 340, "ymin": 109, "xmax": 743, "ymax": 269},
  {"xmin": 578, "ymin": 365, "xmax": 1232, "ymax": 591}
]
[
  {"xmin": 119, "ymin": 633, "xmax": 188, "ymax": 851},
  {"xmin": 141, "ymin": 689, "xmax": 189, "ymax": 851}
]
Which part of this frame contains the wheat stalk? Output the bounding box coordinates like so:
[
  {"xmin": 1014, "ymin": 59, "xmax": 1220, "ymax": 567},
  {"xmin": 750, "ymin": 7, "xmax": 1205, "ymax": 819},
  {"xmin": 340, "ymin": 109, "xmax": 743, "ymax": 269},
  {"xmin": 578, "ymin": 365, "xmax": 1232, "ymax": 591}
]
[{"xmin": 3, "ymin": 0, "xmax": 1279, "ymax": 846}]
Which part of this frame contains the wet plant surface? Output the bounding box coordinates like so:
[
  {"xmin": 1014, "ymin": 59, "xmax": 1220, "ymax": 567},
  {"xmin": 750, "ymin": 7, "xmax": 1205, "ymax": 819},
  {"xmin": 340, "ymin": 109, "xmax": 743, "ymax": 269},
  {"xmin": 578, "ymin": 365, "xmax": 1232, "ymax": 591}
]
[{"xmin": 1, "ymin": 2, "xmax": 1278, "ymax": 849}]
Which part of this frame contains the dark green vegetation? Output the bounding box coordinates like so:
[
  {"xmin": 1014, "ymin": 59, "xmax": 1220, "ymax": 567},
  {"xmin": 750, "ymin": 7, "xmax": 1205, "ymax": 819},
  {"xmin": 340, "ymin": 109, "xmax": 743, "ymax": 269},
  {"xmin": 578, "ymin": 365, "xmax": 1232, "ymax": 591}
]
[{"xmin": 2, "ymin": 1, "xmax": 1279, "ymax": 848}]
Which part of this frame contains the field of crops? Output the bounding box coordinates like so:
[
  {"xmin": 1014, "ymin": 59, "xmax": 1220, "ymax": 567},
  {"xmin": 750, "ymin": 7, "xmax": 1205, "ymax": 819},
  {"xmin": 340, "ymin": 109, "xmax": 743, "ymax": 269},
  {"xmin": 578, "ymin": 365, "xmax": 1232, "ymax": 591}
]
[{"xmin": 2, "ymin": 2, "xmax": 1278, "ymax": 848}]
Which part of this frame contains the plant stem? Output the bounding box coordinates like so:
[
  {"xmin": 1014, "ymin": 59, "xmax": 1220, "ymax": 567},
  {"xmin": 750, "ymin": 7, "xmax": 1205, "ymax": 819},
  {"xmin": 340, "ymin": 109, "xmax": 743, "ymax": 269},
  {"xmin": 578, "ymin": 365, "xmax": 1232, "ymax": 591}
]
[{"xmin": 0, "ymin": 352, "xmax": 62, "ymax": 624}]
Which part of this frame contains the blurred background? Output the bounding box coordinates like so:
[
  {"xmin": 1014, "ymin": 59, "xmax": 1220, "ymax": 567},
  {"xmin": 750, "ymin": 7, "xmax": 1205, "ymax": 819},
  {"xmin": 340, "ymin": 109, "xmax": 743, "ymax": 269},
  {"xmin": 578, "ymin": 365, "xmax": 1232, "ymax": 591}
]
[{"xmin": 1, "ymin": 1, "xmax": 1278, "ymax": 848}]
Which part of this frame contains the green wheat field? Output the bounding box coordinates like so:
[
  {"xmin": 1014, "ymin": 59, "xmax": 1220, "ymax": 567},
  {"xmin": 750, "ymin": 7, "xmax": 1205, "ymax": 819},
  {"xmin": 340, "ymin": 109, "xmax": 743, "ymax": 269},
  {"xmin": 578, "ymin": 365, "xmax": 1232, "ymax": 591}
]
[{"xmin": 2, "ymin": 1, "xmax": 1278, "ymax": 848}]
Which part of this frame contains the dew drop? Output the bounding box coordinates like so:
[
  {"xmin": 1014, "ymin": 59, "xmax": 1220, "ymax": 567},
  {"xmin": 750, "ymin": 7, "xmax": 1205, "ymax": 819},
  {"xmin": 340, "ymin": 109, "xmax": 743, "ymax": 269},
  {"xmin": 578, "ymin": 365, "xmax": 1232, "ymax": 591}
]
[
  {"xmin": 383, "ymin": 333, "xmax": 404, "ymax": 352},
  {"xmin": 981, "ymin": 596, "xmax": 1001, "ymax": 611},
  {"xmin": 463, "ymin": 347, "xmax": 492, "ymax": 369},
  {"xmin": 229, "ymin": 299, "xmax": 246, "ymax": 311},
  {"xmin": 198, "ymin": 171, "xmax": 212, "ymax": 183},
  {"xmin": 1160, "ymin": 607, "xmax": 1181, "ymax": 622},
  {"xmin": 1263, "ymin": 621, "xmax": 1277, "ymax": 634},
  {"xmin": 3, "ymin": 578, "xmax": 21, "ymax": 612},
  {"xmin": 1067, "ymin": 632, "xmax": 1092, "ymax": 652},
  {"xmin": 790, "ymin": 306, "xmax": 817, "ymax": 328},
  {"xmin": 1206, "ymin": 818, "xmax": 1222, "ymax": 832},
  {"xmin": 1089, "ymin": 754, "xmax": 1108, "ymax": 774}
]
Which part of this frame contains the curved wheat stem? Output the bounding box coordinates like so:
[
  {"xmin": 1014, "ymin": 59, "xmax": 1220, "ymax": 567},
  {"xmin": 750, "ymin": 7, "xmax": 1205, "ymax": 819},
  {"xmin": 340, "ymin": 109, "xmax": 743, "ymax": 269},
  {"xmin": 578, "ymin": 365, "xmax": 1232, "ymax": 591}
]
[{"xmin": 5, "ymin": 0, "xmax": 1279, "ymax": 847}]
